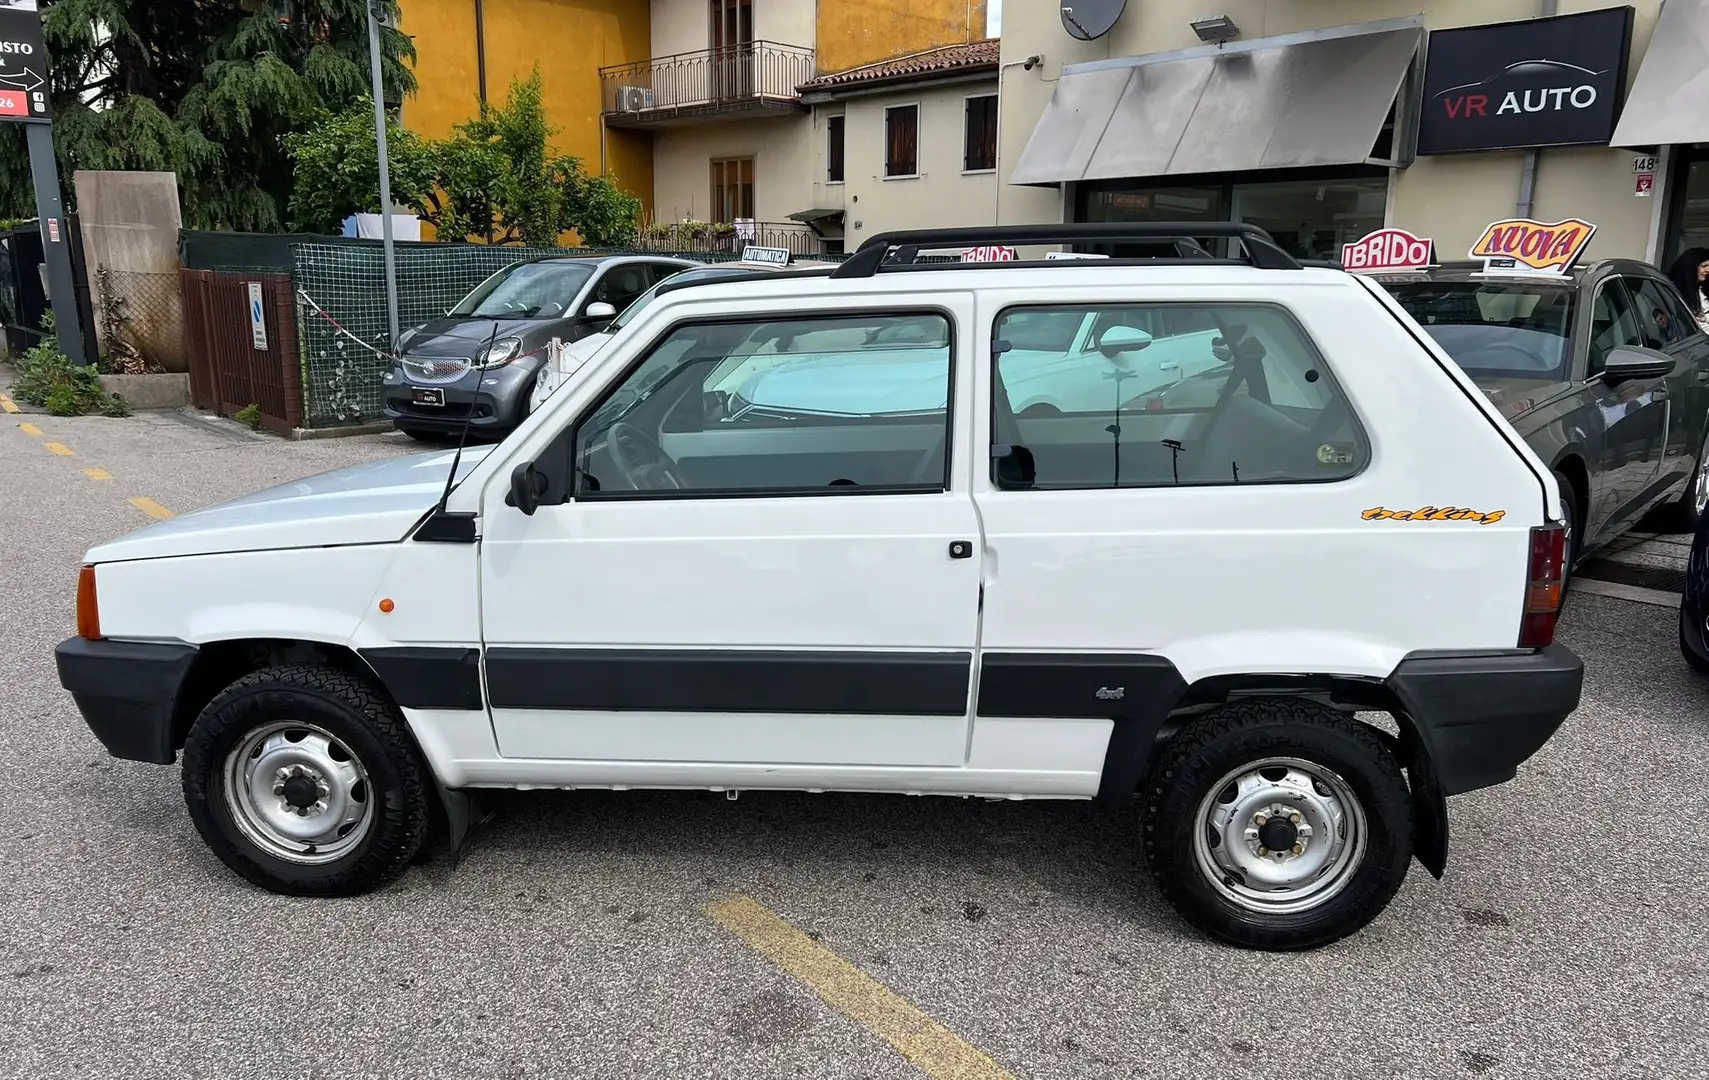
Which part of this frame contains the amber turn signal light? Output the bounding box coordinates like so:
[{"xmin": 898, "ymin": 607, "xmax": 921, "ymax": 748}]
[{"xmin": 76, "ymin": 564, "xmax": 101, "ymax": 640}]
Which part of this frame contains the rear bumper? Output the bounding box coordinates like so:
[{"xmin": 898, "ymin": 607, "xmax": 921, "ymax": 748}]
[
  {"xmin": 55, "ymin": 637, "xmax": 198, "ymax": 765},
  {"xmin": 1387, "ymin": 644, "xmax": 1583, "ymax": 795}
]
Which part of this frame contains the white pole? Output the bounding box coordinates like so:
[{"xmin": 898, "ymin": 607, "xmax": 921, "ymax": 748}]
[{"xmin": 366, "ymin": 1, "xmax": 401, "ymax": 347}]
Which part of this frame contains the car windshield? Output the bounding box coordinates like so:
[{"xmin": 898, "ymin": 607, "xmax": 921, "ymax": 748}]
[
  {"xmin": 450, "ymin": 261, "xmax": 596, "ymax": 318},
  {"xmin": 1386, "ymin": 280, "xmax": 1576, "ymax": 381}
]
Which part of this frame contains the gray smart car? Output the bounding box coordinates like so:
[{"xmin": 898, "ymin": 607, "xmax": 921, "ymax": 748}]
[
  {"xmin": 382, "ymin": 254, "xmax": 698, "ymax": 441},
  {"xmin": 1382, "ymin": 260, "xmax": 1709, "ymax": 572}
]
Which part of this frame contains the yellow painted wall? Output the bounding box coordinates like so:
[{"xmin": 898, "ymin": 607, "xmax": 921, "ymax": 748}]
[
  {"xmin": 815, "ymin": 0, "xmax": 988, "ymax": 75},
  {"xmin": 399, "ymin": 0, "xmax": 654, "ymax": 216}
]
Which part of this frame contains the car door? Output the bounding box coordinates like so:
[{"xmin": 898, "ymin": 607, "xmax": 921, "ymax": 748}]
[
  {"xmin": 1581, "ymin": 276, "xmax": 1672, "ymax": 541},
  {"xmin": 476, "ymin": 293, "xmax": 984, "ymax": 773},
  {"xmin": 1631, "ymin": 272, "xmax": 1709, "ymax": 492}
]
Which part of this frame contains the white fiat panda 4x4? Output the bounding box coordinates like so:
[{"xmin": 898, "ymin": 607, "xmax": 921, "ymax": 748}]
[{"xmin": 57, "ymin": 224, "xmax": 1582, "ymax": 951}]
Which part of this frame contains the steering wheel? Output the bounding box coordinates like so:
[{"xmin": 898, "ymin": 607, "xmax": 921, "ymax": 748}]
[{"xmin": 604, "ymin": 422, "xmax": 690, "ymax": 491}]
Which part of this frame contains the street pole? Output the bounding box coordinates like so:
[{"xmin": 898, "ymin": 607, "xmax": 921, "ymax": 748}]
[
  {"xmin": 25, "ymin": 123, "xmax": 87, "ymax": 366},
  {"xmin": 366, "ymin": 1, "xmax": 401, "ymax": 348}
]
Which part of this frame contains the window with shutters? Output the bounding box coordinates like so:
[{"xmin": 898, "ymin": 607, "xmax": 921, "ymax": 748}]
[
  {"xmin": 826, "ymin": 115, "xmax": 845, "ymax": 183},
  {"xmin": 964, "ymin": 95, "xmax": 997, "ymax": 172},
  {"xmin": 885, "ymin": 104, "xmax": 919, "ymax": 178}
]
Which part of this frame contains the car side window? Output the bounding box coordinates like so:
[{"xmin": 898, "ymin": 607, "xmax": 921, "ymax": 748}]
[
  {"xmin": 573, "ymin": 311, "xmax": 954, "ymax": 497},
  {"xmin": 590, "ymin": 265, "xmax": 653, "ymax": 313},
  {"xmin": 1588, "ymin": 280, "xmax": 1645, "ymax": 376},
  {"xmin": 991, "ymin": 303, "xmax": 1366, "ymax": 490},
  {"xmin": 1628, "ymin": 276, "xmax": 1693, "ymax": 347}
]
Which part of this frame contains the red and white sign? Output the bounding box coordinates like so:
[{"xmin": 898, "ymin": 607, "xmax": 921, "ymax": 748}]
[
  {"xmin": 961, "ymin": 245, "xmax": 1018, "ymax": 263},
  {"xmin": 1635, "ymin": 172, "xmax": 1655, "ymax": 197},
  {"xmin": 45, "ymin": 218, "xmax": 58, "ymax": 243},
  {"xmin": 1340, "ymin": 228, "xmax": 1437, "ymax": 274}
]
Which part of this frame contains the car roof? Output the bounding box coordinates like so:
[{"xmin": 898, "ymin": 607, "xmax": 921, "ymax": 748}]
[
  {"xmin": 518, "ymin": 253, "xmax": 701, "ymax": 268},
  {"xmin": 1365, "ymin": 258, "xmax": 1665, "ymax": 289}
]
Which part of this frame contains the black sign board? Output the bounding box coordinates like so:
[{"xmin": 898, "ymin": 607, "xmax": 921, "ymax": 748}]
[
  {"xmin": 0, "ymin": 1, "xmax": 49, "ymax": 123},
  {"xmin": 1416, "ymin": 7, "xmax": 1633, "ymax": 155}
]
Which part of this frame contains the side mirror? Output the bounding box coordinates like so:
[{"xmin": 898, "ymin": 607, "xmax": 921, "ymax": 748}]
[
  {"xmin": 585, "ymin": 301, "xmax": 617, "ymax": 321},
  {"xmin": 1603, "ymin": 346, "xmax": 1675, "ymax": 383},
  {"xmin": 507, "ymin": 461, "xmax": 546, "ymax": 515},
  {"xmin": 1097, "ymin": 325, "xmax": 1153, "ymax": 357}
]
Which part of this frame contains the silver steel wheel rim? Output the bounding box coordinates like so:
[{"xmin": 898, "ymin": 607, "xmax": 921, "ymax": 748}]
[
  {"xmin": 1191, "ymin": 756, "xmax": 1367, "ymax": 916},
  {"xmin": 223, "ymin": 721, "xmax": 373, "ymax": 865},
  {"xmin": 1694, "ymin": 433, "xmax": 1709, "ymax": 516}
]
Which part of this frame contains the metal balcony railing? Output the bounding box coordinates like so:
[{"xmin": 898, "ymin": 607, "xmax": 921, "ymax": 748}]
[
  {"xmin": 633, "ymin": 220, "xmax": 830, "ymax": 258},
  {"xmin": 601, "ymin": 42, "xmax": 815, "ymax": 125}
]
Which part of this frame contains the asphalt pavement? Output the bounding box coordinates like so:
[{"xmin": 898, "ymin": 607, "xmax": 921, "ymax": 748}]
[{"xmin": 2, "ymin": 404, "xmax": 1707, "ymax": 1080}]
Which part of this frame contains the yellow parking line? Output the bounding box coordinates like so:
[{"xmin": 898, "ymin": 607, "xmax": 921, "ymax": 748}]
[
  {"xmin": 128, "ymin": 497, "xmax": 174, "ymax": 520},
  {"xmin": 0, "ymin": 392, "xmax": 17, "ymax": 413},
  {"xmin": 18, "ymin": 421, "xmax": 41, "ymax": 436},
  {"xmin": 82, "ymin": 468, "xmax": 111, "ymax": 480},
  {"xmin": 706, "ymin": 896, "xmax": 1016, "ymax": 1080},
  {"xmin": 43, "ymin": 441, "xmax": 73, "ymax": 456}
]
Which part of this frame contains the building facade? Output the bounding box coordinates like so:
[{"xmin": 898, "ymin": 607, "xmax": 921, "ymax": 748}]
[{"xmin": 996, "ymin": 1, "xmax": 1696, "ymax": 267}]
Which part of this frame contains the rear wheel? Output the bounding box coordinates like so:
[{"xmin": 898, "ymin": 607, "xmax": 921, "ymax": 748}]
[
  {"xmin": 182, "ymin": 665, "xmax": 431, "ymax": 896},
  {"xmin": 1141, "ymin": 697, "xmax": 1413, "ymax": 951},
  {"xmin": 1673, "ymin": 428, "xmax": 1709, "ymax": 531}
]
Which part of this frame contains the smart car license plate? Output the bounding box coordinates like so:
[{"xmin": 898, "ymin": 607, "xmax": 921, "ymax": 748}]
[{"xmin": 411, "ymin": 387, "xmax": 444, "ymax": 407}]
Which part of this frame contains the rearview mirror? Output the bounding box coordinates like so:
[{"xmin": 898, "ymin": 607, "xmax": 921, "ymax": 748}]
[
  {"xmin": 1603, "ymin": 346, "xmax": 1674, "ymax": 383},
  {"xmin": 585, "ymin": 301, "xmax": 617, "ymax": 320},
  {"xmin": 1098, "ymin": 325, "xmax": 1153, "ymax": 357},
  {"xmin": 507, "ymin": 461, "xmax": 546, "ymax": 515}
]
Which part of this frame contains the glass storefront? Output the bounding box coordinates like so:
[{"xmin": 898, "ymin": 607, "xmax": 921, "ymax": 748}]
[
  {"xmin": 1664, "ymin": 147, "xmax": 1709, "ymax": 266},
  {"xmin": 1078, "ymin": 170, "xmax": 1390, "ymax": 260}
]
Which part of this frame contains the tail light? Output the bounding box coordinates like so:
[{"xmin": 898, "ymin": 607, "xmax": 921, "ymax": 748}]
[
  {"xmin": 76, "ymin": 564, "xmax": 101, "ymax": 640},
  {"xmin": 1519, "ymin": 525, "xmax": 1566, "ymax": 648}
]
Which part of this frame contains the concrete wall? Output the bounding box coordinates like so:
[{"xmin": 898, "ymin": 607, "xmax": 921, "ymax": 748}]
[
  {"xmin": 811, "ymin": 78, "xmax": 1000, "ymax": 239},
  {"xmin": 401, "ymin": 0, "xmax": 653, "ymax": 216},
  {"xmin": 996, "ymin": 0, "xmax": 1672, "ymax": 261},
  {"xmin": 651, "ymin": 116, "xmax": 813, "ymax": 223},
  {"xmin": 73, "ymin": 171, "xmax": 187, "ymax": 373},
  {"xmin": 815, "ymin": 0, "xmax": 987, "ymax": 74}
]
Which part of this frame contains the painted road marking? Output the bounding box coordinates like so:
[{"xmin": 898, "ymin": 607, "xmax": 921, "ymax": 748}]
[
  {"xmin": 82, "ymin": 468, "xmax": 111, "ymax": 481},
  {"xmin": 18, "ymin": 422, "xmax": 41, "ymax": 436},
  {"xmin": 0, "ymin": 392, "xmax": 17, "ymax": 413},
  {"xmin": 43, "ymin": 442, "xmax": 73, "ymax": 456},
  {"xmin": 706, "ymin": 896, "xmax": 1015, "ymax": 1080},
  {"xmin": 128, "ymin": 497, "xmax": 174, "ymax": 520}
]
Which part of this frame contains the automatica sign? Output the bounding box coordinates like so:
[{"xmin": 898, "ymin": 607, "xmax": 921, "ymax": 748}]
[{"xmin": 1416, "ymin": 7, "xmax": 1633, "ymax": 155}]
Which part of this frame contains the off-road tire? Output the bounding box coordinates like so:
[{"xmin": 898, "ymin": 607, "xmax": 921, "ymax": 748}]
[
  {"xmin": 1140, "ymin": 697, "xmax": 1413, "ymax": 951},
  {"xmin": 182, "ymin": 664, "xmax": 431, "ymax": 896}
]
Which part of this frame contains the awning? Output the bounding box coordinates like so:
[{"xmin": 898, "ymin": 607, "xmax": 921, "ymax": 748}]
[
  {"xmin": 1011, "ymin": 22, "xmax": 1422, "ymax": 185},
  {"xmin": 788, "ymin": 208, "xmax": 844, "ymax": 224},
  {"xmin": 1610, "ymin": 0, "xmax": 1709, "ymax": 147}
]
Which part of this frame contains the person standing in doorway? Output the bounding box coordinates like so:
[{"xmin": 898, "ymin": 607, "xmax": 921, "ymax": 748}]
[{"xmin": 1667, "ymin": 247, "xmax": 1709, "ymax": 333}]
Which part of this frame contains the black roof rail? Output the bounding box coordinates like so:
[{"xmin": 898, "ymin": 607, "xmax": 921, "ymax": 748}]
[{"xmin": 828, "ymin": 222, "xmax": 1302, "ymax": 279}]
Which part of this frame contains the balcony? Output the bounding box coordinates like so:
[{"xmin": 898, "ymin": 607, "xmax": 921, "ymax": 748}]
[{"xmin": 601, "ymin": 42, "xmax": 815, "ymax": 128}]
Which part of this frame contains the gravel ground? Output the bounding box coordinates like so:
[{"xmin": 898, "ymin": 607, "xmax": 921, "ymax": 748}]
[{"xmin": 2, "ymin": 407, "xmax": 1706, "ymax": 1080}]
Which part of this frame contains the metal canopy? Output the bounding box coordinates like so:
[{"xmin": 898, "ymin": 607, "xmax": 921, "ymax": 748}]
[
  {"xmin": 1610, "ymin": 0, "xmax": 1709, "ymax": 147},
  {"xmin": 1011, "ymin": 23, "xmax": 1422, "ymax": 185}
]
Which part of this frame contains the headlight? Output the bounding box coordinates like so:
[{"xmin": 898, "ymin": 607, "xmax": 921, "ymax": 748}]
[{"xmin": 478, "ymin": 337, "xmax": 523, "ymax": 368}]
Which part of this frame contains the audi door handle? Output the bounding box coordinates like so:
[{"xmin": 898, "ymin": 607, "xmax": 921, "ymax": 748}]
[{"xmin": 1696, "ymin": 370, "xmax": 1709, "ymax": 383}]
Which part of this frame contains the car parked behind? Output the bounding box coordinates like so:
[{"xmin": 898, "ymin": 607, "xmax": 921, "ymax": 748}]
[{"xmin": 383, "ymin": 254, "xmax": 698, "ymax": 442}]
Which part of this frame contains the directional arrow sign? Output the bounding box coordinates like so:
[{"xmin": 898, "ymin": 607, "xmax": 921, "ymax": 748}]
[{"xmin": 0, "ymin": 4, "xmax": 49, "ymax": 122}]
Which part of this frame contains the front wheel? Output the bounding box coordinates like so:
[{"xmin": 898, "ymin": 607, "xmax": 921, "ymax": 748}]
[
  {"xmin": 182, "ymin": 665, "xmax": 431, "ymax": 896},
  {"xmin": 1141, "ymin": 697, "xmax": 1413, "ymax": 951}
]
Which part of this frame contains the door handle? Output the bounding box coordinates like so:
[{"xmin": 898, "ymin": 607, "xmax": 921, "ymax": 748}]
[
  {"xmin": 1654, "ymin": 388, "xmax": 1670, "ymax": 400},
  {"xmin": 1696, "ymin": 370, "xmax": 1709, "ymax": 383},
  {"xmin": 948, "ymin": 540, "xmax": 974, "ymax": 560}
]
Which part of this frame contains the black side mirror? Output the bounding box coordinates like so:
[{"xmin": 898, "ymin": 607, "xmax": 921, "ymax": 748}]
[
  {"xmin": 507, "ymin": 461, "xmax": 547, "ymax": 515},
  {"xmin": 1603, "ymin": 346, "xmax": 1675, "ymax": 383}
]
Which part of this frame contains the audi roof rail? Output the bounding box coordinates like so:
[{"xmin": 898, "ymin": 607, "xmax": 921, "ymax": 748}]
[{"xmin": 828, "ymin": 222, "xmax": 1303, "ymax": 279}]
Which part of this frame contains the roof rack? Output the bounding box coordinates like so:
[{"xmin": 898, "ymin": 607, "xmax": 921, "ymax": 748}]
[{"xmin": 829, "ymin": 222, "xmax": 1302, "ymax": 279}]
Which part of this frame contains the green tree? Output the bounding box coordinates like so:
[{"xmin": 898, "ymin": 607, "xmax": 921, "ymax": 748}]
[
  {"xmin": 286, "ymin": 69, "xmax": 642, "ymax": 245},
  {"xmin": 0, "ymin": 0, "xmax": 416, "ymax": 231}
]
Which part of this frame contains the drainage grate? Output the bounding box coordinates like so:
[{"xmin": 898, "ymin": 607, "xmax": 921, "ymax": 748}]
[{"xmin": 1575, "ymin": 558, "xmax": 1687, "ymax": 594}]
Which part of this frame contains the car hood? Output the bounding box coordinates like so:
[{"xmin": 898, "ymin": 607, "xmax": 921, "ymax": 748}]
[
  {"xmin": 400, "ymin": 317, "xmax": 550, "ymax": 357},
  {"xmin": 85, "ymin": 446, "xmax": 496, "ymax": 564},
  {"xmin": 1469, "ymin": 375, "xmax": 1576, "ymax": 424}
]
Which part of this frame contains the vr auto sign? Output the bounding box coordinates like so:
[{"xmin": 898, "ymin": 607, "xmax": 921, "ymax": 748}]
[{"xmin": 1416, "ymin": 7, "xmax": 1633, "ymax": 155}]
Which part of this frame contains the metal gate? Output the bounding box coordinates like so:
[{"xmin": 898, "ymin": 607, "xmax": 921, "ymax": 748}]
[{"xmin": 180, "ymin": 269, "xmax": 303, "ymax": 434}]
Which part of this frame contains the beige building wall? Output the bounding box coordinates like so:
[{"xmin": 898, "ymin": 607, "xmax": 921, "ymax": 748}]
[
  {"xmin": 997, "ymin": 0, "xmax": 1672, "ymax": 260},
  {"xmin": 652, "ymin": 0, "xmax": 817, "ymax": 55},
  {"xmin": 651, "ymin": 117, "xmax": 813, "ymax": 224},
  {"xmin": 811, "ymin": 79, "xmax": 1001, "ymax": 239},
  {"xmin": 755, "ymin": 0, "xmax": 816, "ymax": 49}
]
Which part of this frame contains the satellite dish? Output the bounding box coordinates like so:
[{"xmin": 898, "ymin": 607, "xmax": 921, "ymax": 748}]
[{"xmin": 1061, "ymin": 0, "xmax": 1126, "ymax": 41}]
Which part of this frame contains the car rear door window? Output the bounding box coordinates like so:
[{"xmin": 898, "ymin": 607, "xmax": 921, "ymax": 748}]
[{"xmin": 991, "ymin": 303, "xmax": 1366, "ymax": 490}]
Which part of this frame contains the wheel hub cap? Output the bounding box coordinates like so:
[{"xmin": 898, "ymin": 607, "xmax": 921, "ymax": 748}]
[{"xmin": 224, "ymin": 722, "xmax": 373, "ymax": 864}]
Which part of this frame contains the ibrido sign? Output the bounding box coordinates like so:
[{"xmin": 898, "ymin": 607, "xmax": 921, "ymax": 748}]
[
  {"xmin": 1341, "ymin": 228, "xmax": 1437, "ymax": 274},
  {"xmin": 0, "ymin": 1, "xmax": 48, "ymax": 122}
]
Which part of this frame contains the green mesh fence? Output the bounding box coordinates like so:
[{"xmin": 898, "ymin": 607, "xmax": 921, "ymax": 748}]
[{"xmin": 291, "ymin": 243, "xmax": 783, "ymax": 428}]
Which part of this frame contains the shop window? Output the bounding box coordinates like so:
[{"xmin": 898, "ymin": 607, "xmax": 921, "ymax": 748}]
[
  {"xmin": 964, "ymin": 95, "xmax": 998, "ymax": 172},
  {"xmin": 826, "ymin": 115, "xmax": 845, "ymax": 182},
  {"xmin": 711, "ymin": 157, "xmax": 755, "ymax": 222},
  {"xmin": 1232, "ymin": 177, "xmax": 1388, "ymax": 261},
  {"xmin": 886, "ymin": 105, "xmax": 919, "ymax": 177}
]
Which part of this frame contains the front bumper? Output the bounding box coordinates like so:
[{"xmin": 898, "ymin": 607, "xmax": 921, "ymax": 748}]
[
  {"xmin": 55, "ymin": 637, "xmax": 199, "ymax": 764},
  {"xmin": 382, "ymin": 360, "xmax": 538, "ymax": 433},
  {"xmin": 1386, "ymin": 644, "xmax": 1583, "ymax": 795}
]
